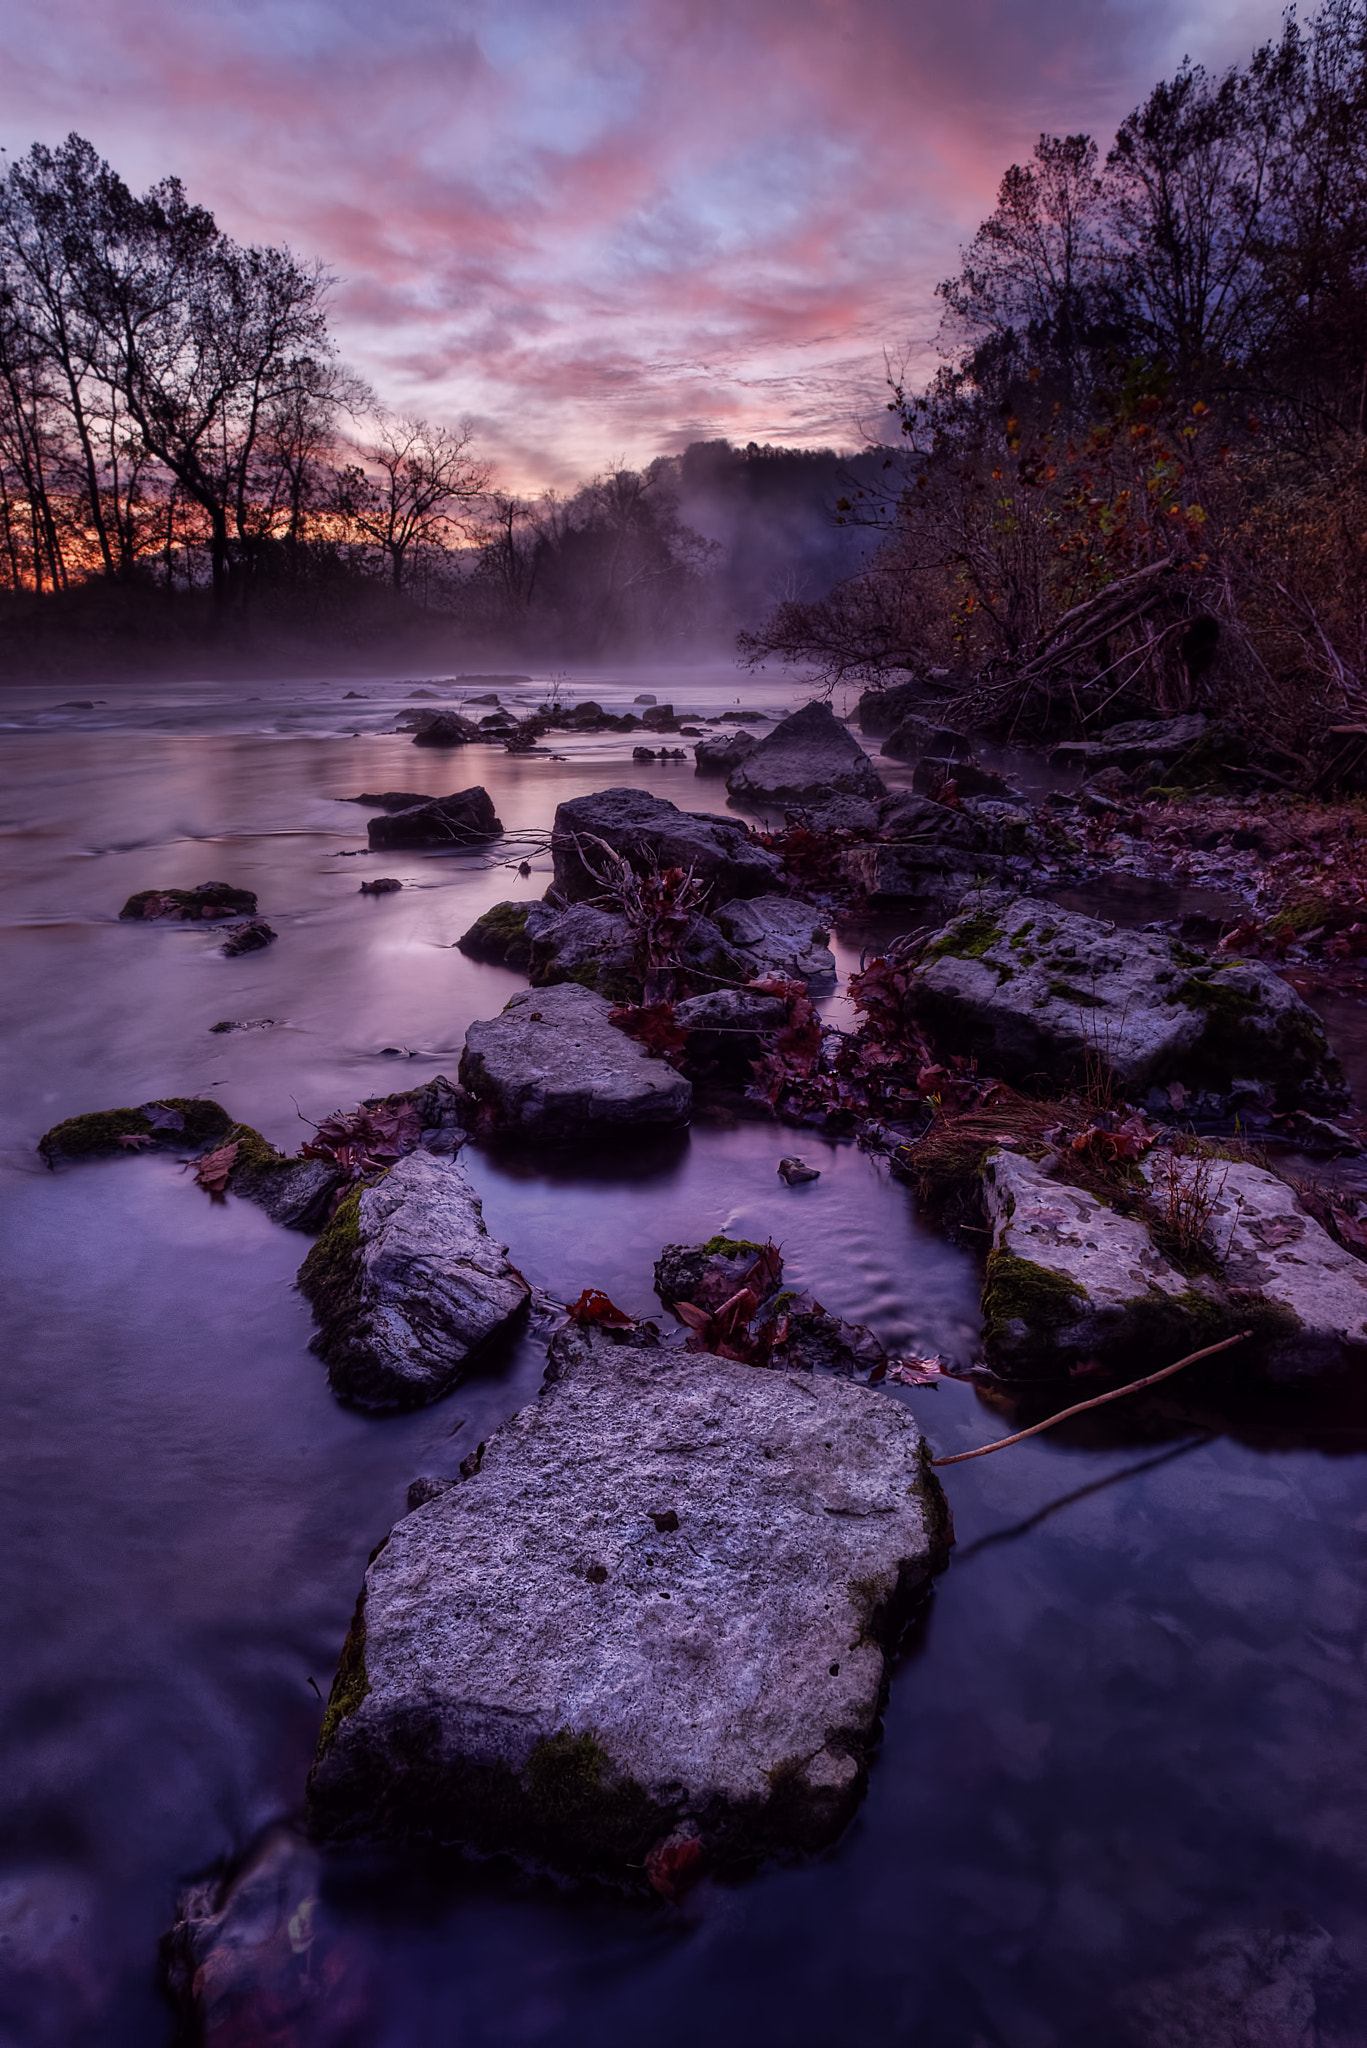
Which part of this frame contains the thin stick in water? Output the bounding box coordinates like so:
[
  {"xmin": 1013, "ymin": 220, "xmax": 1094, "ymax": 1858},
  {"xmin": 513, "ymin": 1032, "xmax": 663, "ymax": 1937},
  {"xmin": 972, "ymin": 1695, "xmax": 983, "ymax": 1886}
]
[{"xmin": 931, "ymin": 1330, "xmax": 1252, "ymax": 1467}]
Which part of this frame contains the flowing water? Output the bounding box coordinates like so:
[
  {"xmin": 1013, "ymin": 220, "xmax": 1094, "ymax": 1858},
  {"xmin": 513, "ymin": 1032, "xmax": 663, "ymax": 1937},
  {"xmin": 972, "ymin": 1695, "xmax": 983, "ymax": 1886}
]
[{"xmin": 1, "ymin": 669, "xmax": 1366, "ymax": 2046}]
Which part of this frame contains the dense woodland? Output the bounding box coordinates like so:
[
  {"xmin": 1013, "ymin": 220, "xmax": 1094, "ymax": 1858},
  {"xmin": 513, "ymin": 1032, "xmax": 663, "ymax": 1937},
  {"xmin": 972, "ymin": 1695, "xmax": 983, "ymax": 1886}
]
[{"xmin": 744, "ymin": 0, "xmax": 1367, "ymax": 749}]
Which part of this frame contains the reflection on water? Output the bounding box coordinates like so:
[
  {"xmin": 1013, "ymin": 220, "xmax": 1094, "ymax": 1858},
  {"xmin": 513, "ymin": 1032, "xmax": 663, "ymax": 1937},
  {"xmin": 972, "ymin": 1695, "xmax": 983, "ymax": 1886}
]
[{"xmin": 1, "ymin": 670, "xmax": 1365, "ymax": 2044}]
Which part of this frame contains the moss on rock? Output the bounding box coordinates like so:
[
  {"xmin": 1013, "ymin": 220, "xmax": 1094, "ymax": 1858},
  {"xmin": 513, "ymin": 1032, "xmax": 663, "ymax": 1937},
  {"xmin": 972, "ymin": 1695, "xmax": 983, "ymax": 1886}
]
[
  {"xmin": 981, "ymin": 1249, "xmax": 1088, "ymax": 1344},
  {"xmin": 38, "ymin": 1096, "xmax": 233, "ymax": 1165},
  {"xmin": 456, "ymin": 901, "xmax": 533, "ymax": 969},
  {"xmin": 296, "ymin": 1189, "xmax": 365, "ymax": 1335},
  {"xmin": 315, "ymin": 1586, "xmax": 371, "ymax": 1759}
]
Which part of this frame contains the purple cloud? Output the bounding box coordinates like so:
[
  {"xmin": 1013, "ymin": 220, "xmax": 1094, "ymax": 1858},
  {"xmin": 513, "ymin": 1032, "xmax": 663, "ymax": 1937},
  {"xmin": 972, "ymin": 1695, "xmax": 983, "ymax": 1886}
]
[{"xmin": 0, "ymin": 0, "xmax": 1283, "ymax": 484}]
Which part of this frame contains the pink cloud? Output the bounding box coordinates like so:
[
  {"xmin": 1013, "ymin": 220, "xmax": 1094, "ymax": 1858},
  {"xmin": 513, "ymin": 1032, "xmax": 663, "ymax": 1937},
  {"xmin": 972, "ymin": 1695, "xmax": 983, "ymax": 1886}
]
[{"xmin": 0, "ymin": 0, "xmax": 1284, "ymax": 487}]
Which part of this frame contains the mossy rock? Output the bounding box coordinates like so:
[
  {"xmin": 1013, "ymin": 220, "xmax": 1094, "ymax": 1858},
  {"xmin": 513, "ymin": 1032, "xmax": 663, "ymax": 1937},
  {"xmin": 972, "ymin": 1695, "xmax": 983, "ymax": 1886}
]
[
  {"xmin": 119, "ymin": 882, "xmax": 257, "ymax": 921},
  {"xmin": 456, "ymin": 901, "xmax": 533, "ymax": 970},
  {"xmin": 981, "ymin": 1249, "xmax": 1087, "ymax": 1346},
  {"xmin": 924, "ymin": 911, "xmax": 1006, "ymax": 966},
  {"xmin": 39, "ymin": 1097, "xmax": 233, "ymax": 1165},
  {"xmin": 296, "ymin": 1189, "xmax": 366, "ymax": 1332}
]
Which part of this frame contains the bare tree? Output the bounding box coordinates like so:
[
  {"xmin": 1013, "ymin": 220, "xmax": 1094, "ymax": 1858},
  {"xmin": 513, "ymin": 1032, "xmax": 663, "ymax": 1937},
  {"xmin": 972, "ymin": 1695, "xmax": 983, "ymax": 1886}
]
[{"xmin": 335, "ymin": 415, "xmax": 489, "ymax": 593}]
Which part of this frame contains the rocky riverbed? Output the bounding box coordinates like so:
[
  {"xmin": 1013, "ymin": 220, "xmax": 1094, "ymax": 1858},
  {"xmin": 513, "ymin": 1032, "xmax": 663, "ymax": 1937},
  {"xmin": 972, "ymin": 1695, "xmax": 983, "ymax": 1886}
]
[{"xmin": 5, "ymin": 666, "xmax": 1367, "ymax": 2046}]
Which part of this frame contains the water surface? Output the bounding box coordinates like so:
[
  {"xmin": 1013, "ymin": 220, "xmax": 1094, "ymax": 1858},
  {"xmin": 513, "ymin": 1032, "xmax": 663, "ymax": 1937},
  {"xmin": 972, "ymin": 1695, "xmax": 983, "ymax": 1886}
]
[{"xmin": 1, "ymin": 667, "xmax": 1365, "ymax": 2045}]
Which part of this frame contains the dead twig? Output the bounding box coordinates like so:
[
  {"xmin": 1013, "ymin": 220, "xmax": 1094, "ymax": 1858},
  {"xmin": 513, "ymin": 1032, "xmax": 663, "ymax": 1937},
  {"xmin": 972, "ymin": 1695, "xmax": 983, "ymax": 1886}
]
[{"xmin": 930, "ymin": 1330, "xmax": 1252, "ymax": 1466}]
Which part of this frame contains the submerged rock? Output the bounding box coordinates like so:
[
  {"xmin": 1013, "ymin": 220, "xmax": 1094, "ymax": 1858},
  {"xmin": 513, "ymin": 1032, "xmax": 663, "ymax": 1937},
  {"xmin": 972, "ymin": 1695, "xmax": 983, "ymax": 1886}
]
[
  {"xmin": 38, "ymin": 1097, "xmax": 232, "ymax": 1165},
  {"xmin": 221, "ymin": 918, "xmax": 277, "ymax": 957},
  {"xmin": 297, "ymin": 1150, "xmax": 530, "ymax": 1411},
  {"xmin": 459, "ymin": 983, "xmax": 692, "ymax": 1138},
  {"xmin": 1118, "ymin": 1914, "xmax": 1353, "ymax": 2048},
  {"xmin": 350, "ymin": 791, "xmax": 431, "ymax": 810},
  {"xmin": 367, "ymin": 786, "xmax": 501, "ymax": 852},
  {"xmin": 727, "ymin": 700, "xmax": 887, "ymax": 805},
  {"xmin": 120, "ymin": 881, "xmax": 257, "ymax": 921},
  {"xmin": 550, "ymin": 787, "xmax": 780, "ymax": 903},
  {"xmin": 307, "ymin": 1327, "xmax": 950, "ymax": 1876},
  {"xmin": 163, "ymin": 1825, "xmax": 373, "ymax": 2047},
  {"xmin": 908, "ymin": 897, "xmax": 1345, "ymax": 1108}
]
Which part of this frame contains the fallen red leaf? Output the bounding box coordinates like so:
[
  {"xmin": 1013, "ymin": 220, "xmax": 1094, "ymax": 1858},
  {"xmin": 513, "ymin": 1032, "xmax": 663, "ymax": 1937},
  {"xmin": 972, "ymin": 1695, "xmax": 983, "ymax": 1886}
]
[
  {"xmin": 566, "ymin": 1288, "xmax": 637, "ymax": 1328},
  {"xmin": 194, "ymin": 1140, "xmax": 240, "ymax": 1193}
]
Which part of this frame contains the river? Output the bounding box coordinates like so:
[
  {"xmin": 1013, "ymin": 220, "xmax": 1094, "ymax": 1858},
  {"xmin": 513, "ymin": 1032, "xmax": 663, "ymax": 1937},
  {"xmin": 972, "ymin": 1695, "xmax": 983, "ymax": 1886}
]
[{"xmin": 1, "ymin": 666, "xmax": 1364, "ymax": 2044}]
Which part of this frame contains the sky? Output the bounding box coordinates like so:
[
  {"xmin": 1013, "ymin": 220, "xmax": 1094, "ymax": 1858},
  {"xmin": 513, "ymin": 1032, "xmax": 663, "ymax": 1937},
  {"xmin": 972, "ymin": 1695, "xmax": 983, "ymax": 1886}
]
[{"xmin": 0, "ymin": 0, "xmax": 1283, "ymax": 489}]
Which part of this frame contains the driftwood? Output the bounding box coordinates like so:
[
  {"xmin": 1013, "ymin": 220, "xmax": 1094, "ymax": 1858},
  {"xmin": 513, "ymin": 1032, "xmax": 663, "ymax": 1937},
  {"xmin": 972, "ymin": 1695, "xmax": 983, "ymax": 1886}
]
[{"xmin": 930, "ymin": 1330, "xmax": 1251, "ymax": 1467}]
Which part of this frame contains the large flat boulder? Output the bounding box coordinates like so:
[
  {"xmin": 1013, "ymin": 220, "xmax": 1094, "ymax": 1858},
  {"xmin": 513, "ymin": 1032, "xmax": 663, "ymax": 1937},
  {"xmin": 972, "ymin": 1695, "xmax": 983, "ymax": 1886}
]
[
  {"xmin": 551, "ymin": 788, "xmax": 780, "ymax": 903},
  {"xmin": 307, "ymin": 1327, "xmax": 950, "ymax": 1877},
  {"xmin": 459, "ymin": 982, "xmax": 692, "ymax": 1137},
  {"xmin": 727, "ymin": 701, "xmax": 887, "ymax": 805},
  {"xmin": 297, "ymin": 1150, "xmax": 529, "ymax": 1410},
  {"xmin": 907, "ymin": 897, "xmax": 1344, "ymax": 1107},
  {"xmin": 367, "ymin": 787, "xmax": 501, "ymax": 851}
]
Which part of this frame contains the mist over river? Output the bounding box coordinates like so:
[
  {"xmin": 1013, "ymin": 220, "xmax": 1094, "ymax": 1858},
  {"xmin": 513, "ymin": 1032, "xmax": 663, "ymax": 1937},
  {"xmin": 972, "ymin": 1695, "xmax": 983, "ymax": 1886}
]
[{"xmin": 1, "ymin": 667, "xmax": 1365, "ymax": 2045}]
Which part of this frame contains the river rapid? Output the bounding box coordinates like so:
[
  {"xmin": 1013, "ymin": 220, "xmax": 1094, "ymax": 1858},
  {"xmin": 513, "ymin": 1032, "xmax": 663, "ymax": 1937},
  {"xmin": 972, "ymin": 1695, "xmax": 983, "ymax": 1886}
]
[{"xmin": 1, "ymin": 666, "xmax": 1365, "ymax": 2045}]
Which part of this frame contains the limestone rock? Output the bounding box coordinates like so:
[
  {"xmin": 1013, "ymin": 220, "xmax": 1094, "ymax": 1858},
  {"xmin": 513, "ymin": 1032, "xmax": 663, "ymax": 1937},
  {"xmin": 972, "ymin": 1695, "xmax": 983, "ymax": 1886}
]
[
  {"xmin": 693, "ymin": 729, "xmax": 757, "ymax": 775},
  {"xmin": 855, "ymin": 682, "xmax": 926, "ymax": 736},
  {"xmin": 459, "ymin": 982, "xmax": 692, "ymax": 1138},
  {"xmin": 456, "ymin": 899, "xmax": 556, "ymax": 971},
  {"xmin": 980, "ymin": 1149, "xmax": 1195, "ymax": 1373},
  {"xmin": 527, "ymin": 904, "xmax": 637, "ymax": 998},
  {"xmin": 307, "ymin": 1329, "xmax": 950, "ymax": 1875},
  {"xmin": 838, "ymin": 792, "xmax": 990, "ymax": 904},
  {"xmin": 1145, "ymin": 1155, "xmax": 1367, "ymax": 1364},
  {"xmin": 907, "ymin": 897, "xmax": 1344, "ymax": 1107},
  {"xmin": 220, "ymin": 918, "xmax": 276, "ymax": 957},
  {"xmin": 551, "ymin": 787, "xmax": 780, "ymax": 903},
  {"xmin": 727, "ymin": 700, "xmax": 887, "ymax": 805},
  {"xmin": 367, "ymin": 787, "xmax": 501, "ymax": 851},
  {"xmin": 673, "ymin": 987, "xmax": 789, "ymax": 1035},
  {"xmin": 297, "ymin": 1150, "xmax": 530, "ymax": 1411},
  {"xmin": 229, "ymin": 1146, "xmax": 342, "ymax": 1230},
  {"xmin": 785, "ymin": 793, "xmax": 882, "ymax": 835},
  {"xmin": 710, "ymin": 893, "xmax": 835, "ymax": 987}
]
